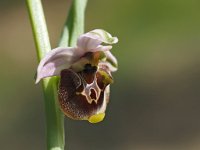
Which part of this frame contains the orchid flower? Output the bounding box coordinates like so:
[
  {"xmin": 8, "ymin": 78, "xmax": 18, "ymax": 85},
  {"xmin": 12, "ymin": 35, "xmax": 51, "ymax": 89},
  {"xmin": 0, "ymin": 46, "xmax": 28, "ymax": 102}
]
[{"xmin": 36, "ymin": 29, "xmax": 118, "ymax": 123}]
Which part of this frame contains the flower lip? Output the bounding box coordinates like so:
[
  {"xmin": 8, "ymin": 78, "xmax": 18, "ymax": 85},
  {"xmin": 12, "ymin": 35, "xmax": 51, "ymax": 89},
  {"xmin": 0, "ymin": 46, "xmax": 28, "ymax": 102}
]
[
  {"xmin": 58, "ymin": 59, "xmax": 114, "ymax": 121},
  {"xmin": 58, "ymin": 68, "xmax": 108, "ymax": 120}
]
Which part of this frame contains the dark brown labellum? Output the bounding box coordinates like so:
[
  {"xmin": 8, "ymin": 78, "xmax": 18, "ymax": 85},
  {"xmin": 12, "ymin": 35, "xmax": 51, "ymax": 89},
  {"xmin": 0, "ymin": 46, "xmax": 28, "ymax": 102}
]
[{"xmin": 58, "ymin": 64, "xmax": 113, "ymax": 120}]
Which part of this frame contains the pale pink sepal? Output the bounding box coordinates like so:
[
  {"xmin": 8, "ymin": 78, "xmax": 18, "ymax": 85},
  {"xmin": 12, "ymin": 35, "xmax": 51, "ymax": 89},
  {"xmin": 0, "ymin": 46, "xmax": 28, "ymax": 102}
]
[
  {"xmin": 35, "ymin": 47, "xmax": 77, "ymax": 83},
  {"xmin": 77, "ymin": 29, "xmax": 118, "ymax": 52}
]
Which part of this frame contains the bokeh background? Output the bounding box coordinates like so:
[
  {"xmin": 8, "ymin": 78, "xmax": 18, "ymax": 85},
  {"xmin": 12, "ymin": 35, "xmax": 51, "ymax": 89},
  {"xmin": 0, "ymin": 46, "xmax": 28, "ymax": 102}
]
[{"xmin": 1, "ymin": 0, "xmax": 200, "ymax": 150}]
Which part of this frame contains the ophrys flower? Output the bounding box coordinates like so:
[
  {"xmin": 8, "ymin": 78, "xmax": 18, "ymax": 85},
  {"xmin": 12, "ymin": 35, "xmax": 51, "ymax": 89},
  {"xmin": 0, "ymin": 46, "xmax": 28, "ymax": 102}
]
[{"xmin": 36, "ymin": 29, "xmax": 118, "ymax": 123}]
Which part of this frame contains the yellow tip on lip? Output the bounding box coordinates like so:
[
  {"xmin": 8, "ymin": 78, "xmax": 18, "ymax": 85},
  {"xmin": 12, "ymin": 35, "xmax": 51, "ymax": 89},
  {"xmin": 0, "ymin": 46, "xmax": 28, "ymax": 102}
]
[{"xmin": 88, "ymin": 113, "xmax": 105, "ymax": 123}]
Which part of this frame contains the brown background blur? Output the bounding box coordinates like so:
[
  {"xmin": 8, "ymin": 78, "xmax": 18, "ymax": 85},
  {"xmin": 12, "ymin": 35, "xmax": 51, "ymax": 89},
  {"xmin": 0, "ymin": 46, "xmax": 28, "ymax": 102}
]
[{"xmin": 1, "ymin": 0, "xmax": 200, "ymax": 150}]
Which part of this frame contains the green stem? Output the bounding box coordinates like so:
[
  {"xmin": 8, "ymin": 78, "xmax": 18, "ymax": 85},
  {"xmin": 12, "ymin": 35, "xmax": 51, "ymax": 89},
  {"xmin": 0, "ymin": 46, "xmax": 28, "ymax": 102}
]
[
  {"xmin": 58, "ymin": 0, "xmax": 87, "ymax": 148},
  {"xmin": 59, "ymin": 0, "xmax": 88, "ymax": 47},
  {"xmin": 26, "ymin": 0, "xmax": 64, "ymax": 150},
  {"xmin": 27, "ymin": 0, "xmax": 88, "ymax": 149}
]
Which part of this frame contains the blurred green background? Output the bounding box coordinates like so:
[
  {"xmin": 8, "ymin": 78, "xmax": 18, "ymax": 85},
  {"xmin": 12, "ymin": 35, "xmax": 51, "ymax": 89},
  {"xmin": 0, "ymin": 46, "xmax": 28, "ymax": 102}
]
[{"xmin": 1, "ymin": 0, "xmax": 200, "ymax": 150}]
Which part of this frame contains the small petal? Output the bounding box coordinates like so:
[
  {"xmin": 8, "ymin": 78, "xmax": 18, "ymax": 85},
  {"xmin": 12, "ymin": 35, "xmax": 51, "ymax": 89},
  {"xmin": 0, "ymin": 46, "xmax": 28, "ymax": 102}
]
[
  {"xmin": 104, "ymin": 51, "xmax": 118, "ymax": 68},
  {"xmin": 99, "ymin": 51, "xmax": 118, "ymax": 72},
  {"xmin": 99, "ymin": 62, "xmax": 118, "ymax": 72},
  {"xmin": 36, "ymin": 47, "xmax": 77, "ymax": 83},
  {"xmin": 77, "ymin": 29, "xmax": 118, "ymax": 51}
]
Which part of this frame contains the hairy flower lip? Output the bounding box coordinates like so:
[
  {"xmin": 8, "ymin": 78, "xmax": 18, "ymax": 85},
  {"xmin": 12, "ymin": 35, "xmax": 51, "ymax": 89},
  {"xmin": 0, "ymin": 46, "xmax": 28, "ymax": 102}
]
[
  {"xmin": 58, "ymin": 65, "xmax": 112, "ymax": 120},
  {"xmin": 35, "ymin": 29, "xmax": 118, "ymax": 84}
]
